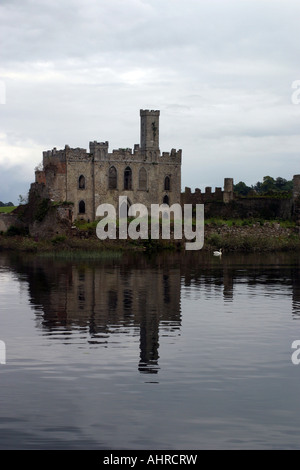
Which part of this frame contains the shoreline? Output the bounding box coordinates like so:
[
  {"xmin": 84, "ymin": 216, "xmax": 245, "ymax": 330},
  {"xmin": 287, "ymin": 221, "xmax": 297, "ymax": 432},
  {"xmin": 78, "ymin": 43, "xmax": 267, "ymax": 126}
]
[{"xmin": 0, "ymin": 222, "xmax": 300, "ymax": 254}]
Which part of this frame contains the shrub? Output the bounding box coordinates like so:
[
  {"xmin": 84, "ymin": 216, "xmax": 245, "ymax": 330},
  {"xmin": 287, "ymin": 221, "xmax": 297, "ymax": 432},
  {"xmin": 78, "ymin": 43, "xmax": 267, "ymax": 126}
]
[
  {"xmin": 51, "ymin": 235, "xmax": 67, "ymax": 245},
  {"xmin": 207, "ymin": 233, "xmax": 222, "ymax": 247},
  {"xmin": 35, "ymin": 198, "xmax": 50, "ymax": 222},
  {"xmin": 6, "ymin": 225, "xmax": 29, "ymax": 237}
]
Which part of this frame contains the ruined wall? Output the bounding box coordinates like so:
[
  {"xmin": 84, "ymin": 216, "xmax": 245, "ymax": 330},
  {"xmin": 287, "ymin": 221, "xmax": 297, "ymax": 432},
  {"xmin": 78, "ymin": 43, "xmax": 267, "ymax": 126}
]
[
  {"xmin": 0, "ymin": 213, "xmax": 24, "ymax": 232},
  {"xmin": 65, "ymin": 147, "xmax": 94, "ymax": 221},
  {"xmin": 35, "ymin": 170, "xmax": 46, "ymax": 185},
  {"xmin": 29, "ymin": 204, "xmax": 73, "ymax": 239},
  {"xmin": 293, "ymin": 175, "xmax": 300, "ymax": 222},
  {"xmin": 181, "ymin": 178, "xmax": 234, "ymax": 206},
  {"xmin": 31, "ymin": 110, "xmax": 182, "ymax": 222},
  {"xmin": 42, "ymin": 147, "xmax": 67, "ymax": 201},
  {"xmin": 182, "ymin": 178, "xmax": 293, "ymax": 220},
  {"xmin": 204, "ymin": 198, "xmax": 293, "ymax": 220}
]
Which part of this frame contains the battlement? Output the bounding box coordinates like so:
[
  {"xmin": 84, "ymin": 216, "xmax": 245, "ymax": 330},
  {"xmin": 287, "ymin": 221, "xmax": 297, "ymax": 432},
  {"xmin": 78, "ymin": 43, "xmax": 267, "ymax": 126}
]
[
  {"xmin": 182, "ymin": 178, "xmax": 234, "ymax": 205},
  {"xmin": 161, "ymin": 149, "xmax": 182, "ymax": 162},
  {"xmin": 140, "ymin": 109, "xmax": 160, "ymax": 116},
  {"xmin": 43, "ymin": 147, "xmax": 66, "ymax": 161},
  {"xmin": 111, "ymin": 148, "xmax": 134, "ymax": 159},
  {"xmin": 89, "ymin": 141, "xmax": 109, "ymax": 150},
  {"xmin": 89, "ymin": 141, "xmax": 109, "ymax": 161}
]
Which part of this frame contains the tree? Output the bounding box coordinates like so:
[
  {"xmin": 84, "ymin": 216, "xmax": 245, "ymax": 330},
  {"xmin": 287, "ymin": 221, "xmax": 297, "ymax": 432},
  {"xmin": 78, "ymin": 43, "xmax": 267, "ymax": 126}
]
[
  {"xmin": 261, "ymin": 176, "xmax": 276, "ymax": 194},
  {"xmin": 18, "ymin": 194, "xmax": 28, "ymax": 205},
  {"xmin": 275, "ymin": 177, "xmax": 293, "ymax": 192},
  {"xmin": 252, "ymin": 176, "xmax": 293, "ymax": 195},
  {"xmin": 234, "ymin": 181, "xmax": 251, "ymax": 196}
]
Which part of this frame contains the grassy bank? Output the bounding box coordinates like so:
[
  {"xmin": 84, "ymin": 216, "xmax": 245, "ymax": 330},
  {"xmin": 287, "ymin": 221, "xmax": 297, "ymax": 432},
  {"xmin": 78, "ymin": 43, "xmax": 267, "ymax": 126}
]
[
  {"xmin": 206, "ymin": 231, "xmax": 300, "ymax": 252},
  {"xmin": 205, "ymin": 220, "xmax": 300, "ymax": 252},
  {"xmin": 0, "ymin": 206, "xmax": 17, "ymax": 214},
  {"xmin": 0, "ymin": 218, "xmax": 299, "ymax": 254},
  {"xmin": 0, "ymin": 233, "xmax": 179, "ymax": 255}
]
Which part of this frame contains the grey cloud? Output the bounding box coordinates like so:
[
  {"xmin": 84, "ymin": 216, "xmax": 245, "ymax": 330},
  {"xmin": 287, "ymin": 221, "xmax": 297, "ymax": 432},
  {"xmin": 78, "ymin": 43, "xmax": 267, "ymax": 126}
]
[{"xmin": 1, "ymin": 0, "xmax": 300, "ymax": 200}]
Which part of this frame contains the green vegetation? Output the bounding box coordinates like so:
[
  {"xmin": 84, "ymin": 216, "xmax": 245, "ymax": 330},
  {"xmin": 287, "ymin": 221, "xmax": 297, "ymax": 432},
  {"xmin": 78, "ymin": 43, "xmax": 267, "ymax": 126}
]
[
  {"xmin": 74, "ymin": 219, "xmax": 98, "ymax": 231},
  {"xmin": 34, "ymin": 198, "xmax": 50, "ymax": 222},
  {"xmin": 234, "ymin": 176, "xmax": 293, "ymax": 197},
  {"xmin": 5, "ymin": 225, "xmax": 29, "ymax": 237},
  {"xmin": 205, "ymin": 217, "xmax": 300, "ymax": 253},
  {"xmin": 0, "ymin": 206, "xmax": 17, "ymax": 213},
  {"xmin": 205, "ymin": 217, "xmax": 296, "ymax": 228},
  {"xmin": 206, "ymin": 231, "xmax": 300, "ymax": 253},
  {"xmin": 51, "ymin": 234, "xmax": 67, "ymax": 245}
]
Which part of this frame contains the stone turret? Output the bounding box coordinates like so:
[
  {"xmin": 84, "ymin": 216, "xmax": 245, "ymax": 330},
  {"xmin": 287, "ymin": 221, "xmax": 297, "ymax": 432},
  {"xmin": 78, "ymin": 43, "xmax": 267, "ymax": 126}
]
[
  {"xmin": 140, "ymin": 109, "xmax": 160, "ymax": 152},
  {"xmin": 89, "ymin": 141, "xmax": 109, "ymax": 161},
  {"xmin": 223, "ymin": 178, "xmax": 234, "ymax": 203},
  {"xmin": 293, "ymin": 175, "xmax": 300, "ymax": 201},
  {"xmin": 293, "ymin": 175, "xmax": 300, "ymax": 222}
]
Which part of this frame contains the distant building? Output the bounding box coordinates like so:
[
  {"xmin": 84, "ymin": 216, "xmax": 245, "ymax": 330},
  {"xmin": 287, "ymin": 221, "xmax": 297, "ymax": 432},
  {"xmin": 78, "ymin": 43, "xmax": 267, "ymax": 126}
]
[{"xmin": 34, "ymin": 110, "xmax": 182, "ymax": 221}]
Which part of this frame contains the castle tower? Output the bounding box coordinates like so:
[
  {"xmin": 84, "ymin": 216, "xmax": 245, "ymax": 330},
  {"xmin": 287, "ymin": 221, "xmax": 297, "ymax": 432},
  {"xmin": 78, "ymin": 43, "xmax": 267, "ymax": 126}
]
[
  {"xmin": 223, "ymin": 178, "xmax": 234, "ymax": 203},
  {"xmin": 140, "ymin": 109, "xmax": 160, "ymax": 152},
  {"xmin": 293, "ymin": 175, "xmax": 300, "ymax": 201}
]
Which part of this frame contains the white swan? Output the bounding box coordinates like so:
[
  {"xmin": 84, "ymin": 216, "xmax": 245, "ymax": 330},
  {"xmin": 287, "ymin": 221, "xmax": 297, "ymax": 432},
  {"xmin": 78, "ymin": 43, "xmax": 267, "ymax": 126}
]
[{"xmin": 213, "ymin": 249, "xmax": 222, "ymax": 256}]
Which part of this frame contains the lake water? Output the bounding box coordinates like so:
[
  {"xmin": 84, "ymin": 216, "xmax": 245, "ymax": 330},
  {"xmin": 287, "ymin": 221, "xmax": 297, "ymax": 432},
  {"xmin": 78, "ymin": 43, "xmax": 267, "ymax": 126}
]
[{"xmin": 1, "ymin": 250, "xmax": 300, "ymax": 450}]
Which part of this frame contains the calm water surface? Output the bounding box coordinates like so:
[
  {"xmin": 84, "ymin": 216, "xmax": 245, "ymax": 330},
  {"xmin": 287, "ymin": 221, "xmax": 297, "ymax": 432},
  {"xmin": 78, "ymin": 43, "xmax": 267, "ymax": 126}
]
[{"xmin": 1, "ymin": 250, "xmax": 300, "ymax": 449}]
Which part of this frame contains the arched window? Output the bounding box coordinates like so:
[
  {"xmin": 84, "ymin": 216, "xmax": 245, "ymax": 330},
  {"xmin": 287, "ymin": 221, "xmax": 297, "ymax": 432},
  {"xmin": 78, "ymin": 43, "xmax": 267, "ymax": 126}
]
[
  {"xmin": 78, "ymin": 175, "xmax": 85, "ymax": 189},
  {"xmin": 164, "ymin": 176, "xmax": 170, "ymax": 191},
  {"xmin": 163, "ymin": 195, "xmax": 169, "ymax": 205},
  {"xmin": 139, "ymin": 167, "xmax": 147, "ymax": 190},
  {"xmin": 124, "ymin": 166, "xmax": 132, "ymax": 190},
  {"xmin": 79, "ymin": 200, "xmax": 85, "ymax": 214},
  {"xmin": 108, "ymin": 166, "xmax": 117, "ymax": 189}
]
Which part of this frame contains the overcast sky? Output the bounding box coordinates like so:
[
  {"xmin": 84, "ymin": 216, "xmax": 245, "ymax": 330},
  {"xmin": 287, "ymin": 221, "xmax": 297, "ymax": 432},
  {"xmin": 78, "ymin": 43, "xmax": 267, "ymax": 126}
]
[{"xmin": 1, "ymin": 0, "xmax": 300, "ymax": 204}]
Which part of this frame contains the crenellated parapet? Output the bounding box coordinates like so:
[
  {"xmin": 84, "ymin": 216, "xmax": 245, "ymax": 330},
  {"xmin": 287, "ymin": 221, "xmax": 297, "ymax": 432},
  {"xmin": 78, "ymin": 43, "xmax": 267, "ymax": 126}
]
[
  {"xmin": 66, "ymin": 147, "xmax": 89, "ymax": 162},
  {"xmin": 43, "ymin": 147, "xmax": 66, "ymax": 167},
  {"xmin": 161, "ymin": 149, "xmax": 182, "ymax": 164},
  {"xmin": 181, "ymin": 178, "xmax": 234, "ymax": 205},
  {"xmin": 89, "ymin": 141, "xmax": 109, "ymax": 161}
]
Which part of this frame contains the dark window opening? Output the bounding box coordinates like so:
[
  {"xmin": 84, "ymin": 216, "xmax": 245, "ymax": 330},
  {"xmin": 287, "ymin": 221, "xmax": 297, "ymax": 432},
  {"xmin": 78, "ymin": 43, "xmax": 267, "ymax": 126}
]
[
  {"xmin": 79, "ymin": 200, "xmax": 85, "ymax": 214},
  {"xmin": 163, "ymin": 195, "xmax": 169, "ymax": 205},
  {"xmin": 164, "ymin": 176, "xmax": 170, "ymax": 191},
  {"xmin": 79, "ymin": 175, "xmax": 85, "ymax": 189},
  {"xmin": 124, "ymin": 167, "xmax": 132, "ymax": 190},
  {"xmin": 109, "ymin": 166, "xmax": 117, "ymax": 189}
]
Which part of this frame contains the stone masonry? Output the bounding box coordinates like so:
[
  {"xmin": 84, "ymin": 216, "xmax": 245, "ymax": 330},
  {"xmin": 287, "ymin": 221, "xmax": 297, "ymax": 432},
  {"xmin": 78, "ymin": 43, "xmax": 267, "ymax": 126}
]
[{"xmin": 33, "ymin": 110, "xmax": 182, "ymax": 221}]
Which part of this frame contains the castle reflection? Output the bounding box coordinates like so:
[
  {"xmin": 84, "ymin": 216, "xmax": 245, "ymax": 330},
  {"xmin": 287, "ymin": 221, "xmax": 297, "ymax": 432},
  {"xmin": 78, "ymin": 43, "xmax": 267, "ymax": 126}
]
[
  {"xmin": 23, "ymin": 255, "xmax": 182, "ymax": 374},
  {"xmin": 3, "ymin": 251, "xmax": 300, "ymax": 373}
]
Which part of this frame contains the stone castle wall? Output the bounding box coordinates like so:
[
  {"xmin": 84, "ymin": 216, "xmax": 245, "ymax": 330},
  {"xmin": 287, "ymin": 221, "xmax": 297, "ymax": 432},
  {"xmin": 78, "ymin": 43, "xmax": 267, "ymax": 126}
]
[
  {"xmin": 181, "ymin": 178, "xmax": 234, "ymax": 205},
  {"xmin": 34, "ymin": 110, "xmax": 182, "ymax": 221},
  {"xmin": 183, "ymin": 177, "xmax": 296, "ymax": 220},
  {"xmin": 28, "ymin": 110, "xmax": 300, "ymax": 225}
]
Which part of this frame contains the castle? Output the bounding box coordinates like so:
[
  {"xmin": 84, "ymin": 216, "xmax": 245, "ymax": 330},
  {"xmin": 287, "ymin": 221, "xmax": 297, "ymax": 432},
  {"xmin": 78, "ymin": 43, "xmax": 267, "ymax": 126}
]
[
  {"xmin": 34, "ymin": 110, "xmax": 182, "ymax": 221},
  {"xmin": 1, "ymin": 107, "xmax": 299, "ymax": 237}
]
